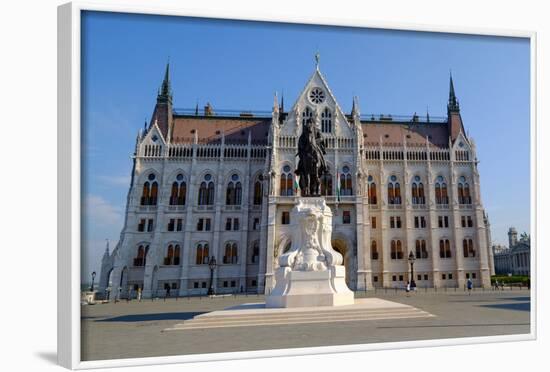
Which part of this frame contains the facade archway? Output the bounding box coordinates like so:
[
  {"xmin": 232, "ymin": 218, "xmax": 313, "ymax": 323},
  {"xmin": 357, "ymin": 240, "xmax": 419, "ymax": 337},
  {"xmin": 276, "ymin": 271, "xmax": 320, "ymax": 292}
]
[{"xmin": 331, "ymin": 238, "xmax": 356, "ymax": 290}]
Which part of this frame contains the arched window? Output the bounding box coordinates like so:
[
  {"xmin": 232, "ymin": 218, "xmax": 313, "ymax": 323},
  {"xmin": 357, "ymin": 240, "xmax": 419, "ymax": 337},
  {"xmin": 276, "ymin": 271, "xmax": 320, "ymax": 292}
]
[
  {"xmin": 458, "ymin": 176, "xmax": 471, "ymax": 204},
  {"xmin": 150, "ymin": 182, "xmax": 158, "ymax": 206},
  {"xmin": 321, "ymin": 107, "xmax": 332, "ymax": 133},
  {"xmin": 223, "ymin": 242, "xmax": 239, "ymax": 264},
  {"xmin": 388, "ymin": 175, "xmax": 401, "ymax": 205},
  {"xmin": 463, "ymin": 239, "xmax": 475, "ymax": 257},
  {"xmin": 198, "ymin": 174, "xmax": 215, "ymax": 205},
  {"xmin": 164, "ymin": 244, "xmax": 181, "ymax": 265},
  {"xmin": 280, "ymin": 165, "xmax": 294, "ymax": 196},
  {"xmin": 302, "ymin": 106, "xmax": 313, "ymax": 126},
  {"xmin": 141, "ymin": 182, "xmax": 150, "ymax": 205},
  {"xmin": 134, "ymin": 244, "xmax": 149, "ymax": 266},
  {"xmin": 226, "ymin": 174, "xmax": 242, "ymax": 205},
  {"xmin": 368, "ymin": 175, "xmax": 377, "ymax": 205},
  {"xmin": 371, "ymin": 240, "xmax": 378, "ymax": 260},
  {"xmin": 391, "ymin": 240, "xmax": 403, "ymax": 259},
  {"xmin": 170, "ymin": 173, "xmax": 187, "ymax": 205},
  {"xmin": 253, "ymin": 175, "xmax": 263, "ymax": 205},
  {"xmin": 140, "ymin": 173, "xmax": 158, "ymax": 205},
  {"xmin": 339, "ymin": 166, "xmax": 352, "ymax": 196},
  {"xmin": 415, "ymin": 239, "xmax": 428, "ymax": 259},
  {"xmin": 435, "ymin": 176, "xmax": 449, "ymax": 205},
  {"xmin": 439, "ymin": 239, "xmax": 452, "ymax": 258},
  {"xmin": 320, "ymin": 173, "xmax": 333, "ymax": 196},
  {"xmin": 411, "ymin": 176, "xmax": 425, "ymax": 205},
  {"xmin": 251, "ymin": 240, "xmax": 260, "ymax": 263},
  {"xmin": 195, "ymin": 243, "xmax": 209, "ymax": 265}
]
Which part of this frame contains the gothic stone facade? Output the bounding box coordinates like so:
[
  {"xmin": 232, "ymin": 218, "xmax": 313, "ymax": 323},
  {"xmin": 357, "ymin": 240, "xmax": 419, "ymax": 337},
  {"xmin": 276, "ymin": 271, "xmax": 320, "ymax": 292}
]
[{"xmin": 98, "ymin": 64, "xmax": 495, "ymax": 299}]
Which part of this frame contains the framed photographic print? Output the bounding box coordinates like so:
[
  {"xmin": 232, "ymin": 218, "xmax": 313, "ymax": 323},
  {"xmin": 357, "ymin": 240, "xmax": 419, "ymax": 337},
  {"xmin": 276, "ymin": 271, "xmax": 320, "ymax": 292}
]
[{"xmin": 58, "ymin": 1, "xmax": 536, "ymax": 369}]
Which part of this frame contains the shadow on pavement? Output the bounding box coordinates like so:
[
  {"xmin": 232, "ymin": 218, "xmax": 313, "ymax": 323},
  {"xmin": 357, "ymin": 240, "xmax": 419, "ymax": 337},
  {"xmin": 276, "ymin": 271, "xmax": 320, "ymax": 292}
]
[
  {"xmin": 501, "ymin": 297, "xmax": 531, "ymax": 302},
  {"xmin": 479, "ymin": 303, "xmax": 530, "ymax": 312},
  {"xmin": 96, "ymin": 312, "xmax": 205, "ymax": 322}
]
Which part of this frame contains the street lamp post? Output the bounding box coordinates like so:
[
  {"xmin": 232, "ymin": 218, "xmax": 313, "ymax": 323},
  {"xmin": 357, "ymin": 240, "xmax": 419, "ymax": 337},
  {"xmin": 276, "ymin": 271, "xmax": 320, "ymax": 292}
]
[
  {"xmin": 207, "ymin": 256, "xmax": 217, "ymax": 296},
  {"xmin": 408, "ymin": 251, "xmax": 416, "ymax": 287},
  {"xmin": 90, "ymin": 271, "xmax": 96, "ymax": 292}
]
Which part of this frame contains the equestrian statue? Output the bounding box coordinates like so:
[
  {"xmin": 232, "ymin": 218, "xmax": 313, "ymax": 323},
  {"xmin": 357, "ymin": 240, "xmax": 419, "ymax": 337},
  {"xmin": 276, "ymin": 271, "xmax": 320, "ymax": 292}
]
[{"xmin": 296, "ymin": 118, "xmax": 329, "ymax": 197}]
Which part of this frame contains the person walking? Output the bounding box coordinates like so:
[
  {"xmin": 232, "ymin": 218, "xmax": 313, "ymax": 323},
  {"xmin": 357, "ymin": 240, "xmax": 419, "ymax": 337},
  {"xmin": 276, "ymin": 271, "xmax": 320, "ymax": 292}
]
[
  {"xmin": 137, "ymin": 287, "xmax": 142, "ymax": 302},
  {"xmin": 494, "ymin": 279, "xmax": 499, "ymax": 291},
  {"xmin": 467, "ymin": 278, "xmax": 473, "ymax": 295},
  {"xmin": 406, "ymin": 281, "xmax": 411, "ymax": 297}
]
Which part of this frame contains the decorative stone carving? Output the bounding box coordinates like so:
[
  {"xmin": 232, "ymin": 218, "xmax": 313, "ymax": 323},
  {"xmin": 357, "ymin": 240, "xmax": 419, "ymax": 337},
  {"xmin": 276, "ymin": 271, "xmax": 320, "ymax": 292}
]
[{"xmin": 266, "ymin": 198, "xmax": 354, "ymax": 308}]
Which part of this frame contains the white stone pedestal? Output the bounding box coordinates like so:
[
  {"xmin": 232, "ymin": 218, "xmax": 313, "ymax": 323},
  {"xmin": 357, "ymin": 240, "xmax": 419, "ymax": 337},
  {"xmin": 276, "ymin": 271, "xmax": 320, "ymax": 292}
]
[
  {"xmin": 266, "ymin": 197, "xmax": 355, "ymax": 308},
  {"xmin": 266, "ymin": 265, "xmax": 354, "ymax": 308}
]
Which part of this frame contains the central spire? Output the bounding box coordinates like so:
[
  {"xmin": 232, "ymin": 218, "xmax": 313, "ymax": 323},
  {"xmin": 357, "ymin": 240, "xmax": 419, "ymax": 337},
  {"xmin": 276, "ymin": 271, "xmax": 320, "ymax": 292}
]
[
  {"xmin": 157, "ymin": 61, "xmax": 172, "ymax": 104},
  {"xmin": 447, "ymin": 72, "xmax": 459, "ymax": 112}
]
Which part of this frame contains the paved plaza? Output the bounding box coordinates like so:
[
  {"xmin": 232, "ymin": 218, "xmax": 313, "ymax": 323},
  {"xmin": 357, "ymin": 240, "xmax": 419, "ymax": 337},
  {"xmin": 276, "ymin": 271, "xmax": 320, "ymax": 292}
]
[{"xmin": 81, "ymin": 289, "xmax": 531, "ymax": 361}]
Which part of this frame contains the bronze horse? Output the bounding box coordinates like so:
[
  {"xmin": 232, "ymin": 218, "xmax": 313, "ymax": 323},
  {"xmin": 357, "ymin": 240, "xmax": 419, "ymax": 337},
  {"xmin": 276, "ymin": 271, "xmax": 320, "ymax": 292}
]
[{"xmin": 296, "ymin": 118, "xmax": 329, "ymax": 197}]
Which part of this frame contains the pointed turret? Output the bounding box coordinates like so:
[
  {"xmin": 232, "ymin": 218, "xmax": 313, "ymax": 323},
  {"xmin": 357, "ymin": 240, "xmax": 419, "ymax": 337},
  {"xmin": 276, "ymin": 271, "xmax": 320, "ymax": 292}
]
[
  {"xmin": 157, "ymin": 62, "xmax": 172, "ymax": 104},
  {"xmin": 148, "ymin": 62, "xmax": 174, "ymax": 139},
  {"xmin": 448, "ymin": 72, "xmax": 459, "ymax": 112},
  {"xmin": 446, "ymin": 72, "xmax": 466, "ymax": 142},
  {"xmin": 102, "ymin": 239, "xmax": 111, "ymax": 263}
]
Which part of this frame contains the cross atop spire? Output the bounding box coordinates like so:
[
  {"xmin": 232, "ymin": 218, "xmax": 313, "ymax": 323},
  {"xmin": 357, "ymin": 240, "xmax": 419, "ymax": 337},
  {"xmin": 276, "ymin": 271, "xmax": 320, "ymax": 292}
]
[
  {"xmin": 448, "ymin": 71, "xmax": 459, "ymax": 112},
  {"xmin": 315, "ymin": 51, "xmax": 320, "ymax": 69}
]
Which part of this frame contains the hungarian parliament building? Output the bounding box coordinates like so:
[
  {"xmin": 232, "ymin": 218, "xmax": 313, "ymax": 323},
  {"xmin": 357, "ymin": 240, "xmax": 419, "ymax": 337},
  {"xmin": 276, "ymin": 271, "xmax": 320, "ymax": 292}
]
[{"xmin": 98, "ymin": 61, "xmax": 495, "ymax": 298}]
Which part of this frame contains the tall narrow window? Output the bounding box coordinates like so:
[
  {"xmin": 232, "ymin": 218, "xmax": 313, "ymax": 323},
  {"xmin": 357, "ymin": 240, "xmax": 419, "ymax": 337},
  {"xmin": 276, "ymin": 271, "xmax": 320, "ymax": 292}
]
[
  {"xmin": 141, "ymin": 173, "xmax": 158, "ymax": 206},
  {"xmin": 150, "ymin": 182, "xmax": 158, "ymax": 206},
  {"xmin": 368, "ymin": 175, "xmax": 377, "ymax": 205},
  {"xmin": 170, "ymin": 174, "xmax": 187, "ymax": 205},
  {"xmin": 226, "ymin": 174, "xmax": 242, "ymax": 205},
  {"xmin": 371, "ymin": 240, "xmax": 378, "ymax": 259},
  {"xmin": 174, "ymin": 245, "xmax": 180, "ymax": 265},
  {"xmin": 458, "ymin": 176, "xmax": 472, "ymax": 204},
  {"xmin": 134, "ymin": 244, "xmax": 149, "ymax": 266},
  {"xmin": 321, "ymin": 107, "xmax": 332, "ymax": 133},
  {"xmin": 388, "ymin": 175, "xmax": 401, "ymax": 204},
  {"xmin": 165, "ymin": 245, "xmax": 174, "ymax": 265},
  {"xmin": 280, "ymin": 165, "xmax": 294, "ymax": 196},
  {"xmin": 411, "ymin": 176, "xmax": 425, "ymax": 205},
  {"xmin": 435, "ymin": 176, "xmax": 448, "ymax": 205},
  {"xmin": 251, "ymin": 241, "xmax": 260, "ymax": 264},
  {"xmin": 321, "ymin": 173, "xmax": 333, "ymax": 196},
  {"xmin": 198, "ymin": 174, "xmax": 215, "ymax": 205},
  {"xmin": 196, "ymin": 243, "xmax": 209, "ymax": 265},
  {"xmin": 391, "ymin": 240, "xmax": 403, "ymax": 259},
  {"xmin": 463, "ymin": 239, "xmax": 475, "ymax": 257},
  {"xmin": 223, "ymin": 242, "xmax": 239, "ymax": 264},
  {"xmin": 439, "ymin": 239, "xmax": 452, "ymax": 258},
  {"xmin": 253, "ymin": 175, "xmax": 263, "ymax": 205},
  {"xmin": 340, "ymin": 166, "xmax": 352, "ymax": 196},
  {"xmin": 415, "ymin": 240, "xmax": 428, "ymax": 259}
]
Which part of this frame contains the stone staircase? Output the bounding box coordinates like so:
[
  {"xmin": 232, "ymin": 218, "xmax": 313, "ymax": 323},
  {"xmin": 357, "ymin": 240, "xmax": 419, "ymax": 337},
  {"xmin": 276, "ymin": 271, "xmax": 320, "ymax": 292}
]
[{"xmin": 163, "ymin": 298, "xmax": 434, "ymax": 331}]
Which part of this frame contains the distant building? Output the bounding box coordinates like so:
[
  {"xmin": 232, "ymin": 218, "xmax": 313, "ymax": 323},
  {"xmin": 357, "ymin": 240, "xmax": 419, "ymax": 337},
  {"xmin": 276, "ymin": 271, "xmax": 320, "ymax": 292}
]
[{"xmin": 492, "ymin": 227, "xmax": 530, "ymax": 276}]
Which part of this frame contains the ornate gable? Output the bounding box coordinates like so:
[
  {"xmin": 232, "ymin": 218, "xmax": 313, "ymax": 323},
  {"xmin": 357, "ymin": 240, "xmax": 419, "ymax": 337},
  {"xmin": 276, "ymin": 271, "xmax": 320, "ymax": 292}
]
[{"xmin": 280, "ymin": 66, "xmax": 354, "ymax": 138}]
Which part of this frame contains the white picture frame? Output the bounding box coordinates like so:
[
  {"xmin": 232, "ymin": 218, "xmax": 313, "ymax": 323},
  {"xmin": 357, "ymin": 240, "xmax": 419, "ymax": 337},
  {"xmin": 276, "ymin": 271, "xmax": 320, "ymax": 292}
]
[{"xmin": 57, "ymin": 1, "xmax": 537, "ymax": 369}]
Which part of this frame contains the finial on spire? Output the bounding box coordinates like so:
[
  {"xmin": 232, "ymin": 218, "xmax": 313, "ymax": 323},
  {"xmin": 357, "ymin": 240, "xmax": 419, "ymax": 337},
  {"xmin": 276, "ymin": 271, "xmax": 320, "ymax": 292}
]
[{"xmin": 315, "ymin": 51, "xmax": 320, "ymax": 68}]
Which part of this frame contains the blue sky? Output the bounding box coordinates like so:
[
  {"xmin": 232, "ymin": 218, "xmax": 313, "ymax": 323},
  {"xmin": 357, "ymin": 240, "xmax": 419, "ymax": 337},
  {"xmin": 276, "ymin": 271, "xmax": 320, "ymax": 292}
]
[{"xmin": 81, "ymin": 11, "xmax": 530, "ymax": 281}]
